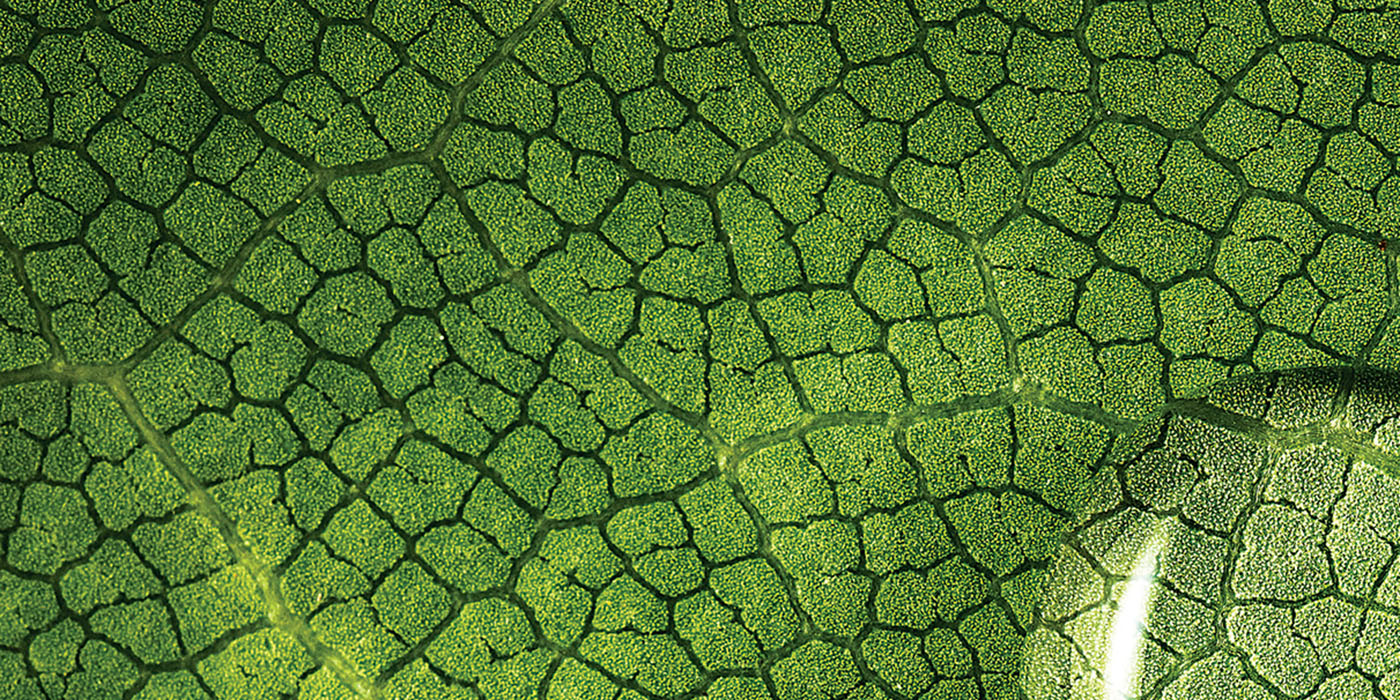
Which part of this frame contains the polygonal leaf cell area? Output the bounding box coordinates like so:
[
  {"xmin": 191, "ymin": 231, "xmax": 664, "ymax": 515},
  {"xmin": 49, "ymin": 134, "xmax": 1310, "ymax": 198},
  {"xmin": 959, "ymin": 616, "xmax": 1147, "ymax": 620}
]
[
  {"xmin": 1024, "ymin": 369, "xmax": 1400, "ymax": 700},
  {"xmin": 2, "ymin": 0, "xmax": 1400, "ymax": 698}
]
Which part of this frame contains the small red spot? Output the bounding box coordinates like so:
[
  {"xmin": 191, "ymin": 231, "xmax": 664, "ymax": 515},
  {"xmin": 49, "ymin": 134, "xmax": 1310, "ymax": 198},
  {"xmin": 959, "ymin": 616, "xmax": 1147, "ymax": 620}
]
[{"xmin": 1382, "ymin": 240, "xmax": 1389, "ymax": 251}]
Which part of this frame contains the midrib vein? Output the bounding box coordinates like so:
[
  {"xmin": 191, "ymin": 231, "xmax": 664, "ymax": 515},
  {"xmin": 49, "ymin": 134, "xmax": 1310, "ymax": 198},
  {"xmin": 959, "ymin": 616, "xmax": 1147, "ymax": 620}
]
[{"xmin": 104, "ymin": 368, "xmax": 382, "ymax": 699}]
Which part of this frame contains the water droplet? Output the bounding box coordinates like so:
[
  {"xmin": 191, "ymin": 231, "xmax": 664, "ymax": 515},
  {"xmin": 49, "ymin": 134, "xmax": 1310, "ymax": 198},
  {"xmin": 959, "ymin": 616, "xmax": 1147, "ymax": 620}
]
[{"xmin": 1022, "ymin": 368, "xmax": 1400, "ymax": 700}]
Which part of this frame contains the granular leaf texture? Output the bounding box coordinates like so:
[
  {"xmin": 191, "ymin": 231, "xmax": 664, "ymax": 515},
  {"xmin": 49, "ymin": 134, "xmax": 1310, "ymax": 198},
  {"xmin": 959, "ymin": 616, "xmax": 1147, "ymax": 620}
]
[{"xmin": 0, "ymin": 0, "xmax": 1397, "ymax": 697}]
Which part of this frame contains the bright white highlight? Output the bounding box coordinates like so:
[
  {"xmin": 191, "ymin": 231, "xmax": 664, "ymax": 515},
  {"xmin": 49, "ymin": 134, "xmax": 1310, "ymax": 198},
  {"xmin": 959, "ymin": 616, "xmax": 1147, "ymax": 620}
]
[{"xmin": 1103, "ymin": 521, "xmax": 1169, "ymax": 700}]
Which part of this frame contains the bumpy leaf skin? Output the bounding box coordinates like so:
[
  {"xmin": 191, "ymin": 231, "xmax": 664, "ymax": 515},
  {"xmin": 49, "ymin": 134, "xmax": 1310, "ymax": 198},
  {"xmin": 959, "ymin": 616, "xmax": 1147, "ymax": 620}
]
[{"xmin": 0, "ymin": 0, "xmax": 1394, "ymax": 698}]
